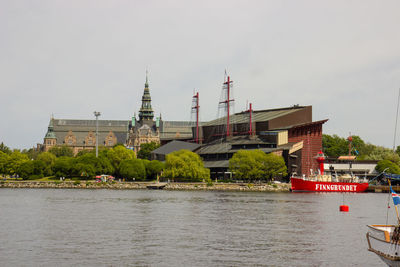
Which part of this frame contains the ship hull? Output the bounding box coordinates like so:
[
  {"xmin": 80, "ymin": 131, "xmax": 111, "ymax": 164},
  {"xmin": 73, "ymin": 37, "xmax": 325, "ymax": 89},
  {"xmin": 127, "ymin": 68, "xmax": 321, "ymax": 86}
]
[{"xmin": 290, "ymin": 177, "xmax": 369, "ymax": 192}]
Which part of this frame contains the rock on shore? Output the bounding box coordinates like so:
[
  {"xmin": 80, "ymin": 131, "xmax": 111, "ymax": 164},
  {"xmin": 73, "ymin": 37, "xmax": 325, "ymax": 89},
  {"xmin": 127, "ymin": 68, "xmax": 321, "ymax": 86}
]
[{"xmin": 0, "ymin": 181, "xmax": 290, "ymax": 192}]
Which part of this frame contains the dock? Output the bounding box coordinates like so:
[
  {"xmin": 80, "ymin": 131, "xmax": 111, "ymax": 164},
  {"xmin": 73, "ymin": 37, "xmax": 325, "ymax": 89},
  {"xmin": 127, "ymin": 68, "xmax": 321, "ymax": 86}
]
[{"xmin": 367, "ymin": 185, "xmax": 400, "ymax": 193}]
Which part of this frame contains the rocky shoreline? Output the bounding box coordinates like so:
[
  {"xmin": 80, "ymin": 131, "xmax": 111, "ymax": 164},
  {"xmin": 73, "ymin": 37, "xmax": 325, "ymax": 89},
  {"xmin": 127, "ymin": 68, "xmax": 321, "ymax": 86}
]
[{"xmin": 0, "ymin": 181, "xmax": 290, "ymax": 192}]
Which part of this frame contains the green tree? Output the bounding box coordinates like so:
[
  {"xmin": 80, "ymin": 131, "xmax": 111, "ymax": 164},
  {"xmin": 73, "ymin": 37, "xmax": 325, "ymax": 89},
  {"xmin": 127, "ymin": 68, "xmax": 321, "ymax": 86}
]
[
  {"xmin": 22, "ymin": 148, "xmax": 40, "ymax": 160},
  {"xmin": 375, "ymin": 159, "xmax": 400, "ymax": 174},
  {"xmin": 365, "ymin": 146, "xmax": 399, "ymax": 163},
  {"xmin": 162, "ymin": 150, "xmax": 210, "ymax": 182},
  {"xmin": 144, "ymin": 160, "xmax": 165, "ymax": 180},
  {"xmin": 5, "ymin": 151, "xmax": 29, "ymax": 176},
  {"xmin": 48, "ymin": 145, "xmax": 74, "ymax": 157},
  {"xmin": 17, "ymin": 160, "xmax": 35, "ymax": 180},
  {"xmin": 137, "ymin": 142, "xmax": 160, "ymax": 160},
  {"xmin": 0, "ymin": 142, "xmax": 12, "ymax": 155},
  {"xmin": 119, "ymin": 159, "xmax": 146, "ymax": 180},
  {"xmin": 0, "ymin": 151, "xmax": 10, "ymax": 176},
  {"xmin": 52, "ymin": 157, "xmax": 73, "ymax": 177},
  {"xmin": 37, "ymin": 152, "xmax": 56, "ymax": 176},
  {"xmin": 33, "ymin": 160, "xmax": 46, "ymax": 177},
  {"xmin": 107, "ymin": 145, "xmax": 135, "ymax": 175},
  {"xmin": 73, "ymin": 153, "xmax": 114, "ymax": 178},
  {"xmin": 322, "ymin": 134, "xmax": 349, "ymax": 157},
  {"xmin": 229, "ymin": 150, "xmax": 287, "ymax": 181}
]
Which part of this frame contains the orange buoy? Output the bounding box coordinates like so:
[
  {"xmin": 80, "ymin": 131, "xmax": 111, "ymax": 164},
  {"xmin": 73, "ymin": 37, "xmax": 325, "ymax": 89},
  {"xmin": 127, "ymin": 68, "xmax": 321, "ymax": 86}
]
[{"xmin": 340, "ymin": 205, "xmax": 349, "ymax": 212}]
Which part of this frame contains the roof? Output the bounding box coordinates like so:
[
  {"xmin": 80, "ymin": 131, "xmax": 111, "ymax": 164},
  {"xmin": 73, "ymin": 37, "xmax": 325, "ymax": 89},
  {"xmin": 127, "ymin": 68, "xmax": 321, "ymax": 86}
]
[
  {"xmin": 151, "ymin": 140, "xmax": 201, "ymax": 155},
  {"xmin": 52, "ymin": 119, "xmax": 129, "ymax": 145},
  {"xmin": 274, "ymin": 119, "xmax": 329, "ymax": 130},
  {"xmin": 160, "ymin": 121, "xmax": 194, "ymax": 140},
  {"xmin": 202, "ymin": 106, "xmax": 308, "ymax": 126},
  {"xmin": 196, "ymin": 136, "xmax": 291, "ymax": 155}
]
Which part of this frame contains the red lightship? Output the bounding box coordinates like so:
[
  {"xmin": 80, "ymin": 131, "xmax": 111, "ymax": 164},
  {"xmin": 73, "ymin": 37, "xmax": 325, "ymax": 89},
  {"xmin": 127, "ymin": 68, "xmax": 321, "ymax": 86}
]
[{"xmin": 290, "ymin": 150, "xmax": 369, "ymax": 193}]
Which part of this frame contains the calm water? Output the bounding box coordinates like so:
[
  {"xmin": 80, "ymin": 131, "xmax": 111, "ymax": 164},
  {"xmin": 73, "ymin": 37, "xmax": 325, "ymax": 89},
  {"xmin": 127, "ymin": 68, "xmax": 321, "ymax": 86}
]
[{"xmin": 0, "ymin": 189, "xmax": 392, "ymax": 266}]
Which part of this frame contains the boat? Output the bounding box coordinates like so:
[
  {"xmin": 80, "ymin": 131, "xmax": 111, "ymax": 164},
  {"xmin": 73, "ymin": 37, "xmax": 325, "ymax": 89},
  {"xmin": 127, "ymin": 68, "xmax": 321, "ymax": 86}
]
[
  {"xmin": 290, "ymin": 150, "xmax": 369, "ymax": 192},
  {"xmin": 366, "ymin": 225, "xmax": 400, "ymax": 266},
  {"xmin": 291, "ymin": 176, "xmax": 369, "ymax": 192},
  {"xmin": 367, "ymin": 181, "xmax": 400, "ymax": 266}
]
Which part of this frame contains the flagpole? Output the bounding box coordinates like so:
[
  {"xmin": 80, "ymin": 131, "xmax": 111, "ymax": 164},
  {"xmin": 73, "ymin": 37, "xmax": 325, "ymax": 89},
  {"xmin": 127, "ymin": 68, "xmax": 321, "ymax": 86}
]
[{"xmin": 389, "ymin": 179, "xmax": 400, "ymax": 224}]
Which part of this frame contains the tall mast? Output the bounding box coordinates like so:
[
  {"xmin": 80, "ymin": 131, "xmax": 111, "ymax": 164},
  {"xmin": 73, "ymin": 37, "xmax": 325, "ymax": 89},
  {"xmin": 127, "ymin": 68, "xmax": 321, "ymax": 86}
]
[
  {"xmin": 191, "ymin": 92, "xmax": 200, "ymax": 143},
  {"xmin": 394, "ymin": 88, "xmax": 400, "ymax": 151},
  {"xmin": 219, "ymin": 75, "xmax": 234, "ymax": 138},
  {"xmin": 248, "ymin": 103, "xmax": 253, "ymax": 135}
]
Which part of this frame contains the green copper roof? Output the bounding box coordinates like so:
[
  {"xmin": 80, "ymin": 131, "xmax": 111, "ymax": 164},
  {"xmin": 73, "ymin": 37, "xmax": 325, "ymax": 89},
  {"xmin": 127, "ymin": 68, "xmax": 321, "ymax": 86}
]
[{"xmin": 44, "ymin": 119, "xmax": 56, "ymax": 139}]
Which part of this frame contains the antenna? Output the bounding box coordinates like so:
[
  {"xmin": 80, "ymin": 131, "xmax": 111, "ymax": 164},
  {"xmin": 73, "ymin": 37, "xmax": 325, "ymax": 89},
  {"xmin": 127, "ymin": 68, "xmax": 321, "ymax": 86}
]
[{"xmin": 394, "ymin": 88, "xmax": 400, "ymax": 151}]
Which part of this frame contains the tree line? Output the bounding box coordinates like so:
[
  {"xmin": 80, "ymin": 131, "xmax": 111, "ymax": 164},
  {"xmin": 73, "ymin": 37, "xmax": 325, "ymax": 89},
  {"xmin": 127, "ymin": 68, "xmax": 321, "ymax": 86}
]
[
  {"xmin": 0, "ymin": 141, "xmax": 288, "ymax": 182},
  {"xmin": 323, "ymin": 134, "xmax": 400, "ymax": 174}
]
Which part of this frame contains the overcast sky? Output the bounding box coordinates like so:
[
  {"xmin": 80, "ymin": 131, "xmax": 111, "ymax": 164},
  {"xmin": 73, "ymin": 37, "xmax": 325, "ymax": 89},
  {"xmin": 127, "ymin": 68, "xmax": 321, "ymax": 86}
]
[{"xmin": 1, "ymin": 0, "xmax": 400, "ymax": 150}]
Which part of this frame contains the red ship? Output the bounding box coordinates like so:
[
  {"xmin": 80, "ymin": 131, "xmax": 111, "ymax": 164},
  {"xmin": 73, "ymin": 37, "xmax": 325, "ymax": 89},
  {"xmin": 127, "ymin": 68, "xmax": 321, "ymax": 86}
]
[{"xmin": 290, "ymin": 150, "xmax": 369, "ymax": 192}]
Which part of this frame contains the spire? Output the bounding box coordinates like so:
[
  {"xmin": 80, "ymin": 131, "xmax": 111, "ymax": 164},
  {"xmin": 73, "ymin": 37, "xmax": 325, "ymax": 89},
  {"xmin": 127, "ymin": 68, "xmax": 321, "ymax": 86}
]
[
  {"xmin": 145, "ymin": 69, "xmax": 149, "ymax": 88},
  {"xmin": 45, "ymin": 117, "xmax": 56, "ymax": 139},
  {"xmin": 139, "ymin": 72, "xmax": 154, "ymax": 121}
]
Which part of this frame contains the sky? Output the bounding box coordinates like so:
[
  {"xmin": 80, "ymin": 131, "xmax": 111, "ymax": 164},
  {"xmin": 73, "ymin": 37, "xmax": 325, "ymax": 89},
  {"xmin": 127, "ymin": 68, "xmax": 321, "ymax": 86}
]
[{"xmin": 1, "ymin": 0, "xmax": 400, "ymax": 150}]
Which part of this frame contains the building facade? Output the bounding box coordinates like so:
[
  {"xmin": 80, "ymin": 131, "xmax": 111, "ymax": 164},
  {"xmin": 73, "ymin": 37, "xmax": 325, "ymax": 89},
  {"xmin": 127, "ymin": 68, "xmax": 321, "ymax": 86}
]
[{"xmin": 40, "ymin": 75, "xmax": 193, "ymax": 154}]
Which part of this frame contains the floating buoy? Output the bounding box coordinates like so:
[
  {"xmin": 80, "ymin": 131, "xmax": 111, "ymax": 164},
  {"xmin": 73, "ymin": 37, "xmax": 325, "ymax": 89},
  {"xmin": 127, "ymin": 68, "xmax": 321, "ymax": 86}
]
[{"xmin": 340, "ymin": 205, "xmax": 349, "ymax": 212}]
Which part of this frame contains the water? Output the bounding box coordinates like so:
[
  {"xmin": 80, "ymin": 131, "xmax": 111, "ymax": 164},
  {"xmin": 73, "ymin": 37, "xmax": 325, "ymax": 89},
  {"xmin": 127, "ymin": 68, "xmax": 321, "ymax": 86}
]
[{"xmin": 0, "ymin": 189, "xmax": 392, "ymax": 266}]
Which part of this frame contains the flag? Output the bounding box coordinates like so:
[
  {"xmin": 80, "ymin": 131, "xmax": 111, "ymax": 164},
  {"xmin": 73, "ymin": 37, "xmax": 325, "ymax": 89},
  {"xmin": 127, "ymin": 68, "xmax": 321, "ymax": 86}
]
[{"xmin": 391, "ymin": 187, "xmax": 400, "ymax": 205}]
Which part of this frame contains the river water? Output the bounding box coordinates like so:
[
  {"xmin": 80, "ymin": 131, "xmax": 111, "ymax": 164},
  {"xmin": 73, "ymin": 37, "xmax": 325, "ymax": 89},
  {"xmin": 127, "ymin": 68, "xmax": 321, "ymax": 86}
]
[{"xmin": 0, "ymin": 189, "xmax": 392, "ymax": 266}]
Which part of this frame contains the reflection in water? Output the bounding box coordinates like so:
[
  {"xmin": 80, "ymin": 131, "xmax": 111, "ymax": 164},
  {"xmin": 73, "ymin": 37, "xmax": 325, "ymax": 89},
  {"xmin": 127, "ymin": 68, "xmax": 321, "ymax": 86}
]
[{"xmin": 0, "ymin": 189, "xmax": 392, "ymax": 266}]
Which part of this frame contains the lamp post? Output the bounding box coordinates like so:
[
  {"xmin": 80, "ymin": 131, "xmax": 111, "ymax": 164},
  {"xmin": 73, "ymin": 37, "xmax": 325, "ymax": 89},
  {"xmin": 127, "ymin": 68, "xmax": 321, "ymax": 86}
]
[{"xmin": 94, "ymin": 111, "xmax": 101, "ymax": 157}]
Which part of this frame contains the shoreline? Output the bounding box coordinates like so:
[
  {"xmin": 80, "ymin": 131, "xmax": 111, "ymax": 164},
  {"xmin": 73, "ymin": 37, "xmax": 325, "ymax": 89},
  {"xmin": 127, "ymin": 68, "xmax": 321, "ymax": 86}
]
[{"xmin": 0, "ymin": 180, "xmax": 290, "ymax": 192}]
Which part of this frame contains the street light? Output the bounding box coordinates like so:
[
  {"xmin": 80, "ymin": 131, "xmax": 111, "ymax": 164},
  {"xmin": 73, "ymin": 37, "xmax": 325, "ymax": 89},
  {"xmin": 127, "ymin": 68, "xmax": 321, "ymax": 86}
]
[{"xmin": 94, "ymin": 111, "xmax": 101, "ymax": 157}]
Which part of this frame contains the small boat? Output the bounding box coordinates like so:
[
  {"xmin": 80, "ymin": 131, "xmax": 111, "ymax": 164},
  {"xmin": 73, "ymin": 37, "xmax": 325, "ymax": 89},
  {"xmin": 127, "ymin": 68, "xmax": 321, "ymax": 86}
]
[
  {"xmin": 290, "ymin": 150, "xmax": 369, "ymax": 192},
  {"xmin": 366, "ymin": 225, "xmax": 400, "ymax": 266},
  {"xmin": 367, "ymin": 181, "xmax": 400, "ymax": 266}
]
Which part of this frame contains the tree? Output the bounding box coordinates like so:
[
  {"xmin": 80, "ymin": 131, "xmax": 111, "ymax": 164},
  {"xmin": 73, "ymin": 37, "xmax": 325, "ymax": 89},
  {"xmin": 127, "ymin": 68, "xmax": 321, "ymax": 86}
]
[
  {"xmin": 33, "ymin": 160, "xmax": 46, "ymax": 177},
  {"xmin": 52, "ymin": 157, "xmax": 73, "ymax": 177},
  {"xmin": 144, "ymin": 160, "xmax": 165, "ymax": 180},
  {"xmin": 17, "ymin": 160, "xmax": 34, "ymax": 180},
  {"xmin": 48, "ymin": 145, "xmax": 74, "ymax": 157},
  {"xmin": 22, "ymin": 148, "xmax": 40, "ymax": 160},
  {"xmin": 107, "ymin": 145, "xmax": 135, "ymax": 175},
  {"xmin": 0, "ymin": 142, "xmax": 11, "ymax": 155},
  {"xmin": 376, "ymin": 160, "xmax": 400, "ymax": 174},
  {"xmin": 162, "ymin": 150, "xmax": 210, "ymax": 182},
  {"xmin": 229, "ymin": 150, "xmax": 287, "ymax": 181},
  {"xmin": 365, "ymin": 146, "xmax": 400, "ymax": 163},
  {"xmin": 0, "ymin": 151, "xmax": 10, "ymax": 176},
  {"xmin": 73, "ymin": 153, "xmax": 114, "ymax": 178},
  {"xmin": 37, "ymin": 152, "xmax": 56, "ymax": 176},
  {"xmin": 137, "ymin": 142, "xmax": 160, "ymax": 160},
  {"xmin": 119, "ymin": 159, "xmax": 146, "ymax": 180},
  {"xmin": 5, "ymin": 151, "xmax": 29, "ymax": 176}
]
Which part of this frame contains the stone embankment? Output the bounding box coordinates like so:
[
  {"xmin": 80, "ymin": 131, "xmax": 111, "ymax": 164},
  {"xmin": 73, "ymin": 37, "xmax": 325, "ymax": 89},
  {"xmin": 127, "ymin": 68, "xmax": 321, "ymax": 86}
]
[{"xmin": 0, "ymin": 181, "xmax": 290, "ymax": 192}]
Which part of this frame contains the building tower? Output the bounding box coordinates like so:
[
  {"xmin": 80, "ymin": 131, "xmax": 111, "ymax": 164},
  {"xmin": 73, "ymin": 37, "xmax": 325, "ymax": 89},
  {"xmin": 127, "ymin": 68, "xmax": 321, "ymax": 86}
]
[
  {"xmin": 138, "ymin": 71, "xmax": 154, "ymax": 123},
  {"xmin": 43, "ymin": 118, "xmax": 57, "ymax": 151},
  {"xmin": 127, "ymin": 72, "xmax": 161, "ymax": 153}
]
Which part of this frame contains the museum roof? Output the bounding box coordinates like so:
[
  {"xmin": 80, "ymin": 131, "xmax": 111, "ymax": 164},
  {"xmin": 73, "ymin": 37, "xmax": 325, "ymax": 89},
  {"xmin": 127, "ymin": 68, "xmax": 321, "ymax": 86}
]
[{"xmin": 202, "ymin": 106, "xmax": 309, "ymax": 126}]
